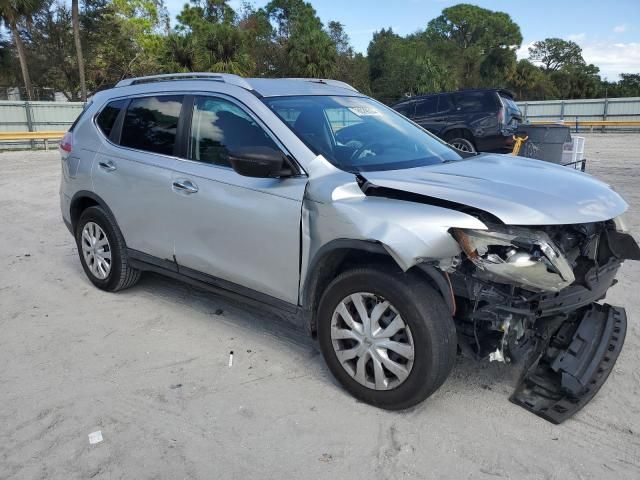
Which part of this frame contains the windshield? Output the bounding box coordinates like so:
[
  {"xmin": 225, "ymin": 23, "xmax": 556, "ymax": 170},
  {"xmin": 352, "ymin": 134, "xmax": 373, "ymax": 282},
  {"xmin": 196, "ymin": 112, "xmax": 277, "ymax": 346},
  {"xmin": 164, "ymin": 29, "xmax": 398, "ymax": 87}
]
[{"xmin": 263, "ymin": 95, "xmax": 462, "ymax": 172}]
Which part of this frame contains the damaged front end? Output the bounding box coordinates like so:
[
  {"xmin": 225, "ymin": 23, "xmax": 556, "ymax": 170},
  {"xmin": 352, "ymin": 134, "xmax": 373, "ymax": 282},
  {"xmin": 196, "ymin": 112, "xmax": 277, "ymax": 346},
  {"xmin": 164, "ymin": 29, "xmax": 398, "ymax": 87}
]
[{"xmin": 446, "ymin": 220, "xmax": 640, "ymax": 423}]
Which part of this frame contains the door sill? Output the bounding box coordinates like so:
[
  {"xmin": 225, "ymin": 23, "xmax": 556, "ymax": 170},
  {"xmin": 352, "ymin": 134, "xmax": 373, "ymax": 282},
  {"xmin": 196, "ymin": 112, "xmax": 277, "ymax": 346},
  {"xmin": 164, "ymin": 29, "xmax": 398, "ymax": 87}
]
[{"xmin": 127, "ymin": 248, "xmax": 299, "ymax": 314}]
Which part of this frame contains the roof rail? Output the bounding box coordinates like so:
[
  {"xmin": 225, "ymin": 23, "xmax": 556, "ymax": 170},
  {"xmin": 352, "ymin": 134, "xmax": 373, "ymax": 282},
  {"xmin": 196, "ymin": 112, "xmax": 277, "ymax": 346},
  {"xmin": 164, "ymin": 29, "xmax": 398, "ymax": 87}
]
[
  {"xmin": 115, "ymin": 72, "xmax": 254, "ymax": 91},
  {"xmin": 287, "ymin": 78, "xmax": 359, "ymax": 93}
]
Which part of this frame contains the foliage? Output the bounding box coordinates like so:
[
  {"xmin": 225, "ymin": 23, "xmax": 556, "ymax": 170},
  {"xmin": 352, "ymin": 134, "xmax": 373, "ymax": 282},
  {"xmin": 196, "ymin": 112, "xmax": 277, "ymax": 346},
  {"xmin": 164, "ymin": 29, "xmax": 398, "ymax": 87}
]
[
  {"xmin": 423, "ymin": 3, "xmax": 522, "ymax": 89},
  {"xmin": 506, "ymin": 59, "xmax": 557, "ymax": 100},
  {"xmin": 529, "ymin": 38, "xmax": 584, "ymax": 72},
  {"xmin": 0, "ymin": 1, "xmax": 637, "ymax": 103}
]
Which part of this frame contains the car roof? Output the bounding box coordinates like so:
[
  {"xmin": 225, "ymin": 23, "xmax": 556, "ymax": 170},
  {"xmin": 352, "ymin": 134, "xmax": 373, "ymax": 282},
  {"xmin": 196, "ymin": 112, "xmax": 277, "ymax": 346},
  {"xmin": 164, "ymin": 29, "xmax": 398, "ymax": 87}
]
[
  {"xmin": 392, "ymin": 88, "xmax": 514, "ymax": 106},
  {"xmin": 110, "ymin": 73, "xmax": 363, "ymax": 98}
]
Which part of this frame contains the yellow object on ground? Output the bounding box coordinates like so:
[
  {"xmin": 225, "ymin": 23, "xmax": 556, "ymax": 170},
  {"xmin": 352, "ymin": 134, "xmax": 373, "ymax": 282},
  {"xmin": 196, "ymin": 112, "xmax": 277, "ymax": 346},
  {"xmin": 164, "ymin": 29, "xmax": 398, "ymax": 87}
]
[{"xmin": 511, "ymin": 135, "xmax": 528, "ymax": 156}]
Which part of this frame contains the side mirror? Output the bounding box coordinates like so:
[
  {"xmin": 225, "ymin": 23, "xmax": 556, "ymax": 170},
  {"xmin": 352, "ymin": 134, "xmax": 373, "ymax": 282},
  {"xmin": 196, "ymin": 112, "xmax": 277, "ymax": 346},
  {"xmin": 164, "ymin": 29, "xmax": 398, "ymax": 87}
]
[{"xmin": 228, "ymin": 146, "xmax": 289, "ymax": 178}]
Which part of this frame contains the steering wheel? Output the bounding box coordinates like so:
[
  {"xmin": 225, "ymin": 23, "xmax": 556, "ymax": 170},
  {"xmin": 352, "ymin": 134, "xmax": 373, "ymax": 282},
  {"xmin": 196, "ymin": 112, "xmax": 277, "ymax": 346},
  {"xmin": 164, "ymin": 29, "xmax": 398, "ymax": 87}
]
[{"xmin": 350, "ymin": 141, "xmax": 388, "ymax": 161}]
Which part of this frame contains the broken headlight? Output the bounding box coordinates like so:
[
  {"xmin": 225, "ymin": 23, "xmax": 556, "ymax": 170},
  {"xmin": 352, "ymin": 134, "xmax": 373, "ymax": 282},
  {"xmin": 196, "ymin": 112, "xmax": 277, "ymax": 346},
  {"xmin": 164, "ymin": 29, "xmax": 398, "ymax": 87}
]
[
  {"xmin": 451, "ymin": 227, "xmax": 575, "ymax": 292},
  {"xmin": 613, "ymin": 212, "xmax": 630, "ymax": 233}
]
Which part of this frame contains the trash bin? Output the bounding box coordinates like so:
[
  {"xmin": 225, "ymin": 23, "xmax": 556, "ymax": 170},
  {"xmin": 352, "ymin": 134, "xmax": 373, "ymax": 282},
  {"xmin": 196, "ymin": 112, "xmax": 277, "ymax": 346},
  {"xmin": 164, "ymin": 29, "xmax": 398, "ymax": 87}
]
[{"xmin": 516, "ymin": 124, "xmax": 572, "ymax": 164}]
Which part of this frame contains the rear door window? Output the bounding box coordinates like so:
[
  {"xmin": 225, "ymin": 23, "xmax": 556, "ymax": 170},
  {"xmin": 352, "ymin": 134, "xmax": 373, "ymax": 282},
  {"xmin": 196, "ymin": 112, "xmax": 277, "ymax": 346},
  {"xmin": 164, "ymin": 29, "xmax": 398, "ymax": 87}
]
[
  {"xmin": 437, "ymin": 95, "xmax": 453, "ymax": 114},
  {"xmin": 452, "ymin": 92, "xmax": 497, "ymax": 113},
  {"xmin": 394, "ymin": 102, "xmax": 415, "ymax": 117},
  {"xmin": 120, "ymin": 95, "xmax": 184, "ymax": 156},
  {"xmin": 414, "ymin": 97, "xmax": 438, "ymax": 116},
  {"xmin": 96, "ymin": 99, "xmax": 126, "ymax": 138}
]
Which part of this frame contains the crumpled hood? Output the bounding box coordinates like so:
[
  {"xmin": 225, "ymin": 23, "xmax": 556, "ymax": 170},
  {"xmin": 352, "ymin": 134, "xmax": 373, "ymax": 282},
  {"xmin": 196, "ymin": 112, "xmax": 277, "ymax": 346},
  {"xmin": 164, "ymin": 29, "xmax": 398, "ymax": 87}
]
[{"xmin": 362, "ymin": 154, "xmax": 628, "ymax": 225}]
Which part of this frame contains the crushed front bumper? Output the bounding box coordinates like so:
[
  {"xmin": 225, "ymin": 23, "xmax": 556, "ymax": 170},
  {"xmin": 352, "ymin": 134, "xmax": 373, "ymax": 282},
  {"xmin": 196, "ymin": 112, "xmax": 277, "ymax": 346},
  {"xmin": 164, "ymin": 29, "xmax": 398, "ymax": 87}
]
[{"xmin": 510, "ymin": 303, "xmax": 627, "ymax": 424}]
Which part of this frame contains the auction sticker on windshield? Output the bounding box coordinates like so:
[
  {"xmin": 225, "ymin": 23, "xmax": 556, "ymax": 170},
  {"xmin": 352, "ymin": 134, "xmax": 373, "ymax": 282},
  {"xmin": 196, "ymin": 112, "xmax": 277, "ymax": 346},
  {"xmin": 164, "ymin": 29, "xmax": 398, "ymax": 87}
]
[{"xmin": 348, "ymin": 106, "xmax": 381, "ymax": 116}]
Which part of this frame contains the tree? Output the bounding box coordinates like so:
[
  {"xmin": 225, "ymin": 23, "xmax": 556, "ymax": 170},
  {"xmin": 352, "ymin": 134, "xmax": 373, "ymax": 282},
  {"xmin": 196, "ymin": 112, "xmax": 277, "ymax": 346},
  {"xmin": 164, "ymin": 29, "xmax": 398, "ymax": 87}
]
[
  {"xmin": 0, "ymin": 0, "xmax": 45, "ymax": 100},
  {"xmin": 160, "ymin": 32, "xmax": 195, "ymax": 72},
  {"xmin": 110, "ymin": 0, "xmax": 169, "ymax": 75},
  {"xmin": 264, "ymin": 0, "xmax": 337, "ymax": 77},
  {"xmin": 424, "ymin": 3, "xmax": 522, "ymax": 88},
  {"xmin": 28, "ymin": 3, "xmax": 78, "ymax": 99},
  {"xmin": 71, "ymin": 0, "xmax": 86, "ymax": 101},
  {"xmin": 549, "ymin": 63, "xmax": 601, "ymax": 99},
  {"xmin": 528, "ymin": 38, "xmax": 584, "ymax": 72},
  {"xmin": 173, "ymin": 0, "xmax": 254, "ymax": 75},
  {"xmin": 327, "ymin": 20, "xmax": 350, "ymax": 55},
  {"xmin": 0, "ymin": 32, "xmax": 17, "ymax": 92},
  {"xmin": 613, "ymin": 73, "xmax": 640, "ymax": 97},
  {"xmin": 326, "ymin": 21, "xmax": 370, "ymax": 93},
  {"xmin": 368, "ymin": 28, "xmax": 455, "ymax": 102},
  {"xmin": 237, "ymin": 3, "xmax": 274, "ymax": 75},
  {"xmin": 506, "ymin": 59, "xmax": 556, "ymax": 100}
]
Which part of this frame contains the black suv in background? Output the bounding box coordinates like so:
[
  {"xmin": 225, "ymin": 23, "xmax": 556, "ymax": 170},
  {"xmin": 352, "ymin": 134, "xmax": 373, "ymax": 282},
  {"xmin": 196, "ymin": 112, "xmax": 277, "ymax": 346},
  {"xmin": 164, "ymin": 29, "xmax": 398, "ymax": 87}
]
[{"xmin": 392, "ymin": 89, "xmax": 522, "ymax": 153}]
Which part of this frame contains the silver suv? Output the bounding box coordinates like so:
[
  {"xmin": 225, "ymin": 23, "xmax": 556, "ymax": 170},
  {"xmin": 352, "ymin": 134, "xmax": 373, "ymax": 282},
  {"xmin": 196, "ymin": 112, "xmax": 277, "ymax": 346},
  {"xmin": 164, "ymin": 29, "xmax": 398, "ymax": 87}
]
[{"xmin": 60, "ymin": 73, "xmax": 639, "ymax": 423}]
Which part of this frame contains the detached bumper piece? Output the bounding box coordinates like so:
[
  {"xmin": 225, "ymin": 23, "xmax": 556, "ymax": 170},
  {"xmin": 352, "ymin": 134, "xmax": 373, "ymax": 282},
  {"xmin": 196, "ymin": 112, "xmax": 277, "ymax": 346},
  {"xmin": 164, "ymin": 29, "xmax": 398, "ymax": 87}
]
[{"xmin": 510, "ymin": 303, "xmax": 627, "ymax": 424}]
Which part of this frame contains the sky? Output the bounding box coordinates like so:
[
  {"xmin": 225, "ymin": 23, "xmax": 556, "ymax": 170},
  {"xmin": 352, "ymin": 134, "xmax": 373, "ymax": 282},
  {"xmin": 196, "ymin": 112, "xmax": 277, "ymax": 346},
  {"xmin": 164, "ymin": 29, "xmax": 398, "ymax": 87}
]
[{"xmin": 164, "ymin": 0, "xmax": 640, "ymax": 81}]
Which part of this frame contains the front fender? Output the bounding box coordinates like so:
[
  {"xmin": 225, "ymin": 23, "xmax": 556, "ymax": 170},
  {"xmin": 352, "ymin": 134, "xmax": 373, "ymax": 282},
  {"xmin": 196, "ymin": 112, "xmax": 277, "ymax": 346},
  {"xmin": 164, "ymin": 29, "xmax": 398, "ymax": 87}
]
[{"xmin": 299, "ymin": 155, "xmax": 487, "ymax": 305}]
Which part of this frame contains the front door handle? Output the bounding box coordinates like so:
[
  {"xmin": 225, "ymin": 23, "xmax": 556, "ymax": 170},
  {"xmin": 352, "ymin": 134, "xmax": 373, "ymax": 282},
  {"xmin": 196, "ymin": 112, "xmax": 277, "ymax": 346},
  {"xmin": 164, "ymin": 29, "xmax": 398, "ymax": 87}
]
[
  {"xmin": 98, "ymin": 160, "xmax": 116, "ymax": 172},
  {"xmin": 172, "ymin": 180, "xmax": 198, "ymax": 194}
]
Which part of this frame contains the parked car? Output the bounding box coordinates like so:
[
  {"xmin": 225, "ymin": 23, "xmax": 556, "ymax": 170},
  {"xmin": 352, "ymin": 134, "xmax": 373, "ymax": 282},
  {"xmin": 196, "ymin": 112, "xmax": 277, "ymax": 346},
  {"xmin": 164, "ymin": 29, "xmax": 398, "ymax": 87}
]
[
  {"xmin": 60, "ymin": 73, "xmax": 639, "ymax": 423},
  {"xmin": 392, "ymin": 88, "xmax": 522, "ymax": 153}
]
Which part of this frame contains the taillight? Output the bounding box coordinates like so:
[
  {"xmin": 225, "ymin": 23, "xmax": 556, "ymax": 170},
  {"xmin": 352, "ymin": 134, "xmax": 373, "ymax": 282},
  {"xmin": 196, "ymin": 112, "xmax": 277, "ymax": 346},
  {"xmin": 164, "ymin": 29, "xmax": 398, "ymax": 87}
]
[
  {"xmin": 497, "ymin": 106, "xmax": 505, "ymax": 126},
  {"xmin": 60, "ymin": 131, "xmax": 73, "ymax": 153}
]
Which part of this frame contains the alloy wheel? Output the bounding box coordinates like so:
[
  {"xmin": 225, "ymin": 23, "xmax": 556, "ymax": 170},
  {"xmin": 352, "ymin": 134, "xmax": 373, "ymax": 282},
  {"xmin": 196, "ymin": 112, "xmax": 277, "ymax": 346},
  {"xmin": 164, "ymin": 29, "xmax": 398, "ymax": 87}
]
[{"xmin": 449, "ymin": 138, "xmax": 476, "ymax": 153}]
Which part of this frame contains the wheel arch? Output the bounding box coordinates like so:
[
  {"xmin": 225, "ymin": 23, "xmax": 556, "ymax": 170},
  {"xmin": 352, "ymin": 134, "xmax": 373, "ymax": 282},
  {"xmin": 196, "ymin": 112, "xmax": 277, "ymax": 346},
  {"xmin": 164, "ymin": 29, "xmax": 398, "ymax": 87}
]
[
  {"xmin": 442, "ymin": 127, "xmax": 475, "ymax": 143},
  {"xmin": 301, "ymin": 239, "xmax": 454, "ymax": 336},
  {"xmin": 70, "ymin": 190, "xmax": 117, "ymax": 235}
]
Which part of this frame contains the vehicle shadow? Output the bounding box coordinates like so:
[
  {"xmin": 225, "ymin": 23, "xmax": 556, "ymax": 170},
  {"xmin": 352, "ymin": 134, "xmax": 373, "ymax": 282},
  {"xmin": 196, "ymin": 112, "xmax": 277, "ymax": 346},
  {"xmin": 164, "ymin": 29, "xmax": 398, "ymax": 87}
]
[{"xmin": 130, "ymin": 272, "xmax": 520, "ymax": 398}]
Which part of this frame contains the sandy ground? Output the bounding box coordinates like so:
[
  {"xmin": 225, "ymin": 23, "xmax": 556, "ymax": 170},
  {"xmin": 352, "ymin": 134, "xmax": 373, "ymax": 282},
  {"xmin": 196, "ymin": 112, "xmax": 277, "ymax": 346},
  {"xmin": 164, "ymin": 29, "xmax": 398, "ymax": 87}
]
[{"xmin": 1, "ymin": 134, "xmax": 639, "ymax": 480}]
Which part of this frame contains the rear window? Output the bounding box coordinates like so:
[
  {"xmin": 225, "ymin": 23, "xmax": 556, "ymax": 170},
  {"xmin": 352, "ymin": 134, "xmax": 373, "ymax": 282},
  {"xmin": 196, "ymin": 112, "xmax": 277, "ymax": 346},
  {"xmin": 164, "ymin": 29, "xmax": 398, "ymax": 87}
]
[
  {"xmin": 437, "ymin": 95, "xmax": 453, "ymax": 113},
  {"xmin": 500, "ymin": 94, "xmax": 521, "ymax": 112},
  {"xmin": 451, "ymin": 92, "xmax": 497, "ymax": 113},
  {"xmin": 414, "ymin": 97, "xmax": 438, "ymax": 116},
  {"xmin": 68, "ymin": 101, "xmax": 93, "ymax": 132},
  {"xmin": 96, "ymin": 99, "xmax": 126, "ymax": 138},
  {"xmin": 120, "ymin": 95, "xmax": 184, "ymax": 156}
]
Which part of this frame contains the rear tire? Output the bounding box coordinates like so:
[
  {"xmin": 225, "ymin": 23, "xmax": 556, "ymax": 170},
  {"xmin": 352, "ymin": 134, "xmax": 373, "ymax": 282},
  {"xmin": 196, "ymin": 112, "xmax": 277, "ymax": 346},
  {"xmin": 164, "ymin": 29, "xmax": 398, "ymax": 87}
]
[
  {"xmin": 75, "ymin": 206, "xmax": 140, "ymax": 292},
  {"xmin": 317, "ymin": 266, "xmax": 456, "ymax": 410},
  {"xmin": 447, "ymin": 135, "xmax": 476, "ymax": 153}
]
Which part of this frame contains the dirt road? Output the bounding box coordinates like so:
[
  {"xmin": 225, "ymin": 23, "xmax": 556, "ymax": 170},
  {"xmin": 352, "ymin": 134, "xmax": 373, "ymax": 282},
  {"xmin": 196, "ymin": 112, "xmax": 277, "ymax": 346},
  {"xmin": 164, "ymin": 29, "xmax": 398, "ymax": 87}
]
[{"xmin": 1, "ymin": 134, "xmax": 639, "ymax": 479}]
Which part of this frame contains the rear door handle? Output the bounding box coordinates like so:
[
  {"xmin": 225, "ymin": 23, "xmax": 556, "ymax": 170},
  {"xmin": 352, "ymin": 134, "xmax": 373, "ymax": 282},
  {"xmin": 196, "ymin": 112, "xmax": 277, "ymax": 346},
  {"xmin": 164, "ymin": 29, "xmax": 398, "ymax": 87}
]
[
  {"xmin": 98, "ymin": 160, "xmax": 116, "ymax": 172},
  {"xmin": 172, "ymin": 180, "xmax": 198, "ymax": 194}
]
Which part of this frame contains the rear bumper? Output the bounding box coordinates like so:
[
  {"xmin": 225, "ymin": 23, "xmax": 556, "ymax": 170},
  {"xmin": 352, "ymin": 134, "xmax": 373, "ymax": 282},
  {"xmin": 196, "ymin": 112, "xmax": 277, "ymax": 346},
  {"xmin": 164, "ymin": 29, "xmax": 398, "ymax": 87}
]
[
  {"xmin": 510, "ymin": 303, "xmax": 626, "ymax": 424},
  {"xmin": 475, "ymin": 134, "xmax": 514, "ymax": 153},
  {"xmin": 60, "ymin": 192, "xmax": 73, "ymax": 235}
]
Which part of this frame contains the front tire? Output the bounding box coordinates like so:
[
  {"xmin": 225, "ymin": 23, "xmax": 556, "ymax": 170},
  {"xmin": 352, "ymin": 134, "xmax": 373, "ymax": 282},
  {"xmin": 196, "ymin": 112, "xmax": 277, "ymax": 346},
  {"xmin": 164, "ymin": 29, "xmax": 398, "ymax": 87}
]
[
  {"xmin": 317, "ymin": 266, "xmax": 456, "ymax": 410},
  {"xmin": 75, "ymin": 206, "xmax": 140, "ymax": 292}
]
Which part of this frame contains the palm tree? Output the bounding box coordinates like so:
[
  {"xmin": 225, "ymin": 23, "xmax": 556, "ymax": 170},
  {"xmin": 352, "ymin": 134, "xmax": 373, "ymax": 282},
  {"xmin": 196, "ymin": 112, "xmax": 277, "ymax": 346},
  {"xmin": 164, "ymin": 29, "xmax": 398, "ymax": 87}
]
[
  {"xmin": 71, "ymin": 0, "xmax": 86, "ymax": 101},
  {"xmin": 0, "ymin": 0, "xmax": 42, "ymax": 100}
]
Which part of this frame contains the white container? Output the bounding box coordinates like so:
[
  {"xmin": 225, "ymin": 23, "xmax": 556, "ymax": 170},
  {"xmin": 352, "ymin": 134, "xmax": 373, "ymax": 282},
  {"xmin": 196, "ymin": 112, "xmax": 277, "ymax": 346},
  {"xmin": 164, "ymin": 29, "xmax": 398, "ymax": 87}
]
[{"xmin": 562, "ymin": 136, "xmax": 585, "ymax": 169}]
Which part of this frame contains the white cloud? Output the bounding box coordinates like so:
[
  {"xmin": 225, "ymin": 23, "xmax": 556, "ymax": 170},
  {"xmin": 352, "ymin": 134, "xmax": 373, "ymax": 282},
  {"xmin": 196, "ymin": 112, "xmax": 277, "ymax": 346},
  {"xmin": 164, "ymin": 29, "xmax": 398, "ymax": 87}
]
[
  {"xmin": 581, "ymin": 42, "xmax": 640, "ymax": 80},
  {"xmin": 516, "ymin": 35, "xmax": 639, "ymax": 80},
  {"xmin": 567, "ymin": 33, "xmax": 587, "ymax": 42},
  {"xmin": 516, "ymin": 41, "xmax": 535, "ymax": 60},
  {"xmin": 613, "ymin": 24, "xmax": 627, "ymax": 33}
]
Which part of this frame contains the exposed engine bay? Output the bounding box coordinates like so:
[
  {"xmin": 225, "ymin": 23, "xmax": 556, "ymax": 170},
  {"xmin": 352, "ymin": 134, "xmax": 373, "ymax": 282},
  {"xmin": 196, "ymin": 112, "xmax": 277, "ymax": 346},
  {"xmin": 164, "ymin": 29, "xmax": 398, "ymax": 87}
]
[
  {"xmin": 443, "ymin": 220, "xmax": 640, "ymax": 423},
  {"xmin": 306, "ymin": 159, "xmax": 639, "ymax": 423}
]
